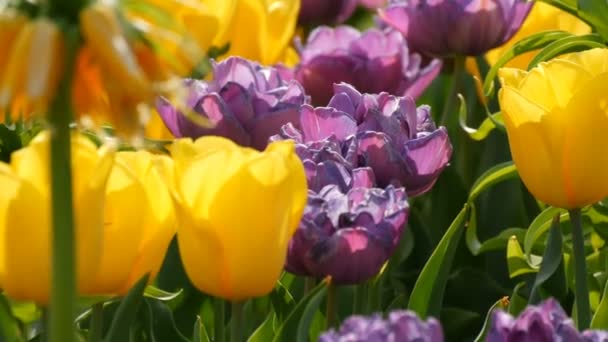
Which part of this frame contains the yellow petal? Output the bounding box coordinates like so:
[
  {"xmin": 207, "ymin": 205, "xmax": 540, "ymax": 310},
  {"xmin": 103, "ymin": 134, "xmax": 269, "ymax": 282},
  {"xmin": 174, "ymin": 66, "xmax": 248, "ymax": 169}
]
[
  {"xmin": 264, "ymin": 0, "xmax": 300, "ymax": 64},
  {"xmin": 561, "ymin": 48, "xmax": 608, "ymax": 76},
  {"xmin": 220, "ymin": 0, "xmax": 266, "ymax": 63},
  {"xmin": 0, "ymin": 163, "xmax": 20, "ymax": 287}
]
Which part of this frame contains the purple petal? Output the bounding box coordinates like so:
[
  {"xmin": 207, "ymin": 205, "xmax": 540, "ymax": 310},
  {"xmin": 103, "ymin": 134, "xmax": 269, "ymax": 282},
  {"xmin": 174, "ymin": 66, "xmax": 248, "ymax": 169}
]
[{"xmin": 300, "ymin": 105, "xmax": 357, "ymax": 141}]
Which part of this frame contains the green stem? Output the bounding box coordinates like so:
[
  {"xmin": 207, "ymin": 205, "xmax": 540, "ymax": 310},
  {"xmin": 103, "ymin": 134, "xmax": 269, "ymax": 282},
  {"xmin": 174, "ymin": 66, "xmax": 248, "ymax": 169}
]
[
  {"xmin": 230, "ymin": 301, "xmax": 244, "ymax": 342},
  {"xmin": 353, "ymin": 282, "xmax": 368, "ymax": 315},
  {"xmin": 89, "ymin": 303, "xmax": 104, "ymax": 342},
  {"xmin": 214, "ymin": 299, "xmax": 225, "ymax": 342},
  {"xmin": 325, "ymin": 282, "xmax": 337, "ymax": 329},
  {"xmin": 48, "ymin": 27, "xmax": 79, "ymax": 342},
  {"xmin": 569, "ymin": 208, "xmax": 591, "ymax": 330},
  {"xmin": 440, "ymin": 56, "xmax": 466, "ymax": 126},
  {"xmin": 304, "ymin": 277, "xmax": 316, "ymax": 294}
]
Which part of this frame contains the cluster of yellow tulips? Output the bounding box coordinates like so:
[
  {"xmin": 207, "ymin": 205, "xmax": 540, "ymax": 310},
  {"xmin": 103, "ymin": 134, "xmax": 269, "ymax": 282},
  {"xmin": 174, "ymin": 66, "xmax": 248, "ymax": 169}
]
[{"xmin": 0, "ymin": 132, "xmax": 307, "ymax": 304}]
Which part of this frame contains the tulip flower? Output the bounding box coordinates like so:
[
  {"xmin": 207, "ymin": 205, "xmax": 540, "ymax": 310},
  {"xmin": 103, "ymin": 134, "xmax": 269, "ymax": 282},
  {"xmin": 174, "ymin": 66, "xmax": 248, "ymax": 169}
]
[
  {"xmin": 168, "ymin": 136, "xmax": 307, "ymax": 300},
  {"xmin": 273, "ymin": 83, "xmax": 451, "ymax": 196},
  {"xmin": 486, "ymin": 2, "xmax": 591, "ymax": 69},
  {"xmin": 0, "ymin": 131, "xmax": 114, "ymax": 303},
  {"xmin": 82, "ymin": 151, "xmax": 175, "ymax": 295},
  {"xmin": 0, "ymin": 17, "xmax": 63, "ymax": 119},
  {"xmin": 285, "ymin": 184, "xmax": 409, "ymax": 284},
  {"xmin": 157, "ymin": 56, "xmax": 308, "ymax": 150},
  {"xmin": 379, "ymin": 0, "xmax": 532, "ymax": 57},
  {"xmin": 216, "ymin": 0, "xmax": 300, "ymax": 65},
  {"xmin": 498, "ymin": 48, "xmax": 608, "ymax": 209},
  {"xmin": 320, "ymin": 310, "xmax": 443, "ymax": 342},
  {"xmin": 294, "ymin": 26, "xmax": 441, "ymax": 106},
  {"xmin": 298, "ymin": 0, "xmax": 357, "ymax": 25}
]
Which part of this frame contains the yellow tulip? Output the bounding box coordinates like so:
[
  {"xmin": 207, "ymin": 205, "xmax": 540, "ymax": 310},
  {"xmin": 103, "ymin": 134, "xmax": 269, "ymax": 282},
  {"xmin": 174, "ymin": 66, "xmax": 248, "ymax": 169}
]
[
  {"xmin": 0, "ymin": 131, "xmax": 114, "ymax": 303},
  {"xmin": 0, "ymin": 18, "xmax": 64, "ymax": 119},
  {"xmin": 169, "ymin": 136, "xmax": 307, "ymax": 300},
  {"xmin": 486, "ymin": 2, "xmax": 590, "ymax": 69},
  {"xmin": 216, "ymin": 0, "xmax": 300, "ymax": 65},
  {"xmin": 83, "ymin": 151, "xmax": 175, "ymax": 295},
  {"xmin": 498, "ymin": 48, "xmax": 608, "ymax": 209}
]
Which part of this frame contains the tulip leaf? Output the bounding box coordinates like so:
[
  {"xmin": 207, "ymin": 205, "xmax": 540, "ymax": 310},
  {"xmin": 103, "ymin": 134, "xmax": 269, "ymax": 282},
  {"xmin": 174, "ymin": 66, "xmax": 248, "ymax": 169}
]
[
  {"xmin": 247, "ymin": 312, "xmax": 276, "ymax": 342},
  {"xmin": 529, "ymin": 215, "xmax": 563, "ymax": 303},
  {"xmin": 523, "ymin": 207, "xmax": 569, "ymax": 265},
  {"xmin": 472, "ymin": 297, "xmax": 509, "ymax": 342},
  {"xmin": 483, "ymin": 30, "xmax": 573, "ymax": 98},
  {"xmin": 144, "ymin": 285, "xmax": 183, "ymax": 305},
  {"xmin": 0, "ymin": 123, "xmax": 22, "ymax": 163},
  {"xmin": 528, "ymin": 33, "xmax": 606, "ymax": 69},
  {"xmin": 271, "ymin": 281, "xmax": 327, "ymax": 342},
  {"xmin": 0, "ymin": 294, "xmax": 24, "ymax": 342},
  {"xmin": 465, "ymin": 203, "xmax": 527, "ymax": 255},
  {"xmin": 296, "ymin": 287, "xmax": 328, "ymax": 342},
  {"xmin": 103, "ymin": 274, "xmax": 149, "ymax": 342},
  {"xmin": 591, "ymin": 276, "xmax": 608, "ymax": 329},
  {"xmin": 145, "ymin": 298, "xmax": 189, "ymax": 342},
  {"xmin": 468, "ymin": 161, "xmax": 518, "ymax": 203},
  {"xmin": 576, "ymin": 0, "xmax": 608, "ymax": 41},
  {"xmin": 408, "ymin": 205, "xmax": 469, "ymax": 318},
  {"xmin": 508, "ymin": 282, "xmax": 529, "ymax": 316},
  {"xmin": 507, "ymin": 236, "xmax": 537, "ymax": 278},
  {"xmin": 458, "ymin": 94, "xmax": 504, "ymax": 141},
  {"xmin": 193, "ymin": 316, "xmax": 212, "ymax": 342}
]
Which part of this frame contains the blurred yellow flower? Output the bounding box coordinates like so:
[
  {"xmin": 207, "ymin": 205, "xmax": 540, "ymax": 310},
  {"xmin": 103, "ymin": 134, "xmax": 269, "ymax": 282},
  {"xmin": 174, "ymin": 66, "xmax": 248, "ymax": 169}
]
[
  {"xmin": 498, "ymin": 48, "xmax": 608, "ymax": 209},
  {"xmin": 169, "ymin": 136, "xmax": 307, "ymax": 300},
  {"xmin": 213, "ymin": 0, "xmax": 301, "ymax": 65},
  {"xmin": 0, "ymin": 131, "xmax": 114, "ymax": 303},
  {"xmin": 486, "ymin": 2, "xmax": 591, "ymax": 69},
  {"xmin": 83, "ymin": 150, "xmax": 175, "ymax": 295},
  {"xmin": 0, "ymin": 16, "xmax": 63, "ymax": 120}
]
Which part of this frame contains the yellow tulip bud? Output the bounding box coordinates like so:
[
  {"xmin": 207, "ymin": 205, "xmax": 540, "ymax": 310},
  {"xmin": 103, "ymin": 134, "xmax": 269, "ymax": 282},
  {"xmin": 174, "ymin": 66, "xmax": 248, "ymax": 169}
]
[
  {"xmin": 0, "ymin": 131, "xmax": 114, "ymax": 303},
  {"xmin": 169, "ymin": 136, "xmax": 307, "ymax": 300},
  {"xmin": 83, "ymin": 151, "xmax": 175, "ymax": 295},
  {"xmin": 498, "ymin": 48, "xmax": 608, "ymax": 209},
  {"xmin": 0, "ymin": 18, "xmax": 64, "ymax": 117}
]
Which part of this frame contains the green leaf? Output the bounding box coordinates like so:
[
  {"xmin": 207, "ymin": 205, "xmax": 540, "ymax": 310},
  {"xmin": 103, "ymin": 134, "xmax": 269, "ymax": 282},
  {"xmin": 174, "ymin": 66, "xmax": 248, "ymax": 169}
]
[
  {"xmin": 269, "ymin": 279, "xmax": 296, "ymax": 322},
  {"xmin": 473, "ymin": 298, "xmax": 509, "ymax": 342},
  {"xmin": 523, "ymin": 207, "xmax": 569, "ymax": 264},
  {"xmin": 193, "ymin": 316, "xmax": 212, "ymax": 342},
  {"xmin": 529, "ymin": 215, "xmax": 563, "ymax": 303},
  {"xmin": 144, "ymin": 286, "xmax": 183, "ymax": 303},
  {"xmin": 577, "ymin": 0, "xmax": 608, "ymax": 41},
  {"xmin": 468, "ymin": 162, "xmax": 518, "ymax": 203},
  {"xmin": 440, "ymin": 307, "xmax": 480, "ymax": 341},
  {"xmin": 272, "ymin": 281, "xmax": 327, "ymax": 342},
  {"xmin": 508, "ymin": 282, "xmax": 529, "ymax": 316},
  {"xmin": 458, "ymin": 94, "xmax": 504, "ymax": 141},
  {"xmin": 507, "ymin": 236, "xmax": 537, "ymax": 278},
  {"xmin": 465, "ymin": 203, "xmax": 527, "ymax": 255},
  {"xmin": 247, "ymin": 312, "xmax": 276, "ymax": 342},
  {"xmin": 483, "ymin": 30, "xmax": 573, "ymax": 98},
  {"xmin": 592, "ymin": 277, "xmax": 608, "ymax": 329},
  {"xmin": 0, "ymin": 294, "xmax": 24, "ymax": 342},
  {"xmin": 9, "ymin": 301, "xmax": 39, "ymax": 324},
  {"xmin": 296, "ymin": 287, "xmax": 328, "ymax": 342},
  {"xmin": 408, "ymin": 205, "xmax": 469, "ymax": 318},
  {"xmin": 103, "ymin": 274, "xmax": 149, "ymax": 342},
  {"xmin": 145, "ymin": 298, "xmax": 189, "ymax": 342},
  {"xmin": 528, "ymin": 34, "xmax": 606, "ymax": 69}
]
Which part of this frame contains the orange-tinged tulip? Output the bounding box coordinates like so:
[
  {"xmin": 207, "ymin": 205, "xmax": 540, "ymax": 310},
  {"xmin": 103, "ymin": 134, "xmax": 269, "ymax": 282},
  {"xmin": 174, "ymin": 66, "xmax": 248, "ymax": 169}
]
[
  {"xmin": 0, "ymin": 18, "xmax": 64, "ymax": 119},
  {"xmin": 498, "ymin": 48, "xmax": 608, "ymax": 209},
  {"xmin": 83, "ymin": 151, "xmax": 175, "ymax": 295},
  {"xmin": 169, "ymin": 136, "xmax": 307, "ymax": 300},
  {"xmin": 0, "ymin": 131, "xmax": 114, "ymax": 303}
]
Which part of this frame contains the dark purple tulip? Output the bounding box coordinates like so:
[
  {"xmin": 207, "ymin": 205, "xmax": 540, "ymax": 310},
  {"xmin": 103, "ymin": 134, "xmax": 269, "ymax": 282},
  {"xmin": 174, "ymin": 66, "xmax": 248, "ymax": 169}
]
[
  {"xmin": 285, "ymin": 184, "xmax": 408, "ymax": 284},
  {"xmin": 294, "ymin": 26, "xmax": 441, "ymax": 106},
  {"xmin": 378, "ymin": 0, "xmax": 532, "ymax": 57},
  {"xmin": 298, "ymin": 0, "xmax": 358, "ymax": 25},
  {"xmin": 319, "ymin": 310, "xmax": 443, "ymax": 342},
  {"xmin": 487, "ymin": 299, "xmax": 582, "ymax": 342},
  {"xmin": 273, "ymin": 83, "xmax": 452, "ymax": 196},
  {"xmin": 156, "ymin": 56, "xmax": 308, "ymax": 150}
]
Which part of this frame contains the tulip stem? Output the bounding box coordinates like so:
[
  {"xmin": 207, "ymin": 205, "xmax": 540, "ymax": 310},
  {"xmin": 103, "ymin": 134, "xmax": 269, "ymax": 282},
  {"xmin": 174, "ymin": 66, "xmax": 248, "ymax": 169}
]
[
  {"xmin": 569, "ymin": 208, "xmax": 591, "ymax": 330},
  {"xmin": 326, "ymin": 282, "xmax": 337, "ymax": 329},
  {"xmin": 89, "ymin": 303, "xmax": 104, "ymax": 341},
  {"xmin": 353, "ymin": 282, "xmax": 368, "ymax": 314},
  {"xmin": 48, "ymin": 27, "xmax": 79, "ymax": 342},
  {"xmin": 440, "ymin": 56, "xmax": 466, "ymax": 126},
  {"xmin": 304, "ymin": 277, "xmax": 316, "ymax": 294},
  {"xmin": 230, "ymin": 301, "xmax": 244, "ymax": 342},
  {"xmin": 214, "ymin": 299, "xmax": 225, "ymax": 342}
]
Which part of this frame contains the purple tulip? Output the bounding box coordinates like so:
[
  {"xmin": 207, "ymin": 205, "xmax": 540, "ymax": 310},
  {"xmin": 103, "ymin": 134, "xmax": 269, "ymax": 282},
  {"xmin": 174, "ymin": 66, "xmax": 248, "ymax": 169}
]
[
  {"xmin": 285, "ymin": 184, "xmax": 408, "ymax": 284},
  {"xmin": 378, "ymin": 0, "xmax": 532, "ymax": 57},
  {"xmin": 487, "ymin": 299, "xmax": 583, "ymax": 342},
  {"xmin": 319, "ymin": 310, "xmax": 443, "ymax": 342},
  {"xmin": 359, "ymin": 0, "xmax": 387, "ymax": 9},
  {"xmin": 294, "ymin": 26, "xmax": 441, "ymax": 106},
  {"xmin": 583, "ymin": 330, "xmax": 608, "ymax": 342},
  {"xmin": 273, "ymin": 83, "xmax": 452, "ymax": 197},
  {"xmin": 156, "ymin": 56, "xmax": 308, "ymax": 150},
  {"xmin": 298, "ymin": 0, "xmax": 358, "ymax": 25}
]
